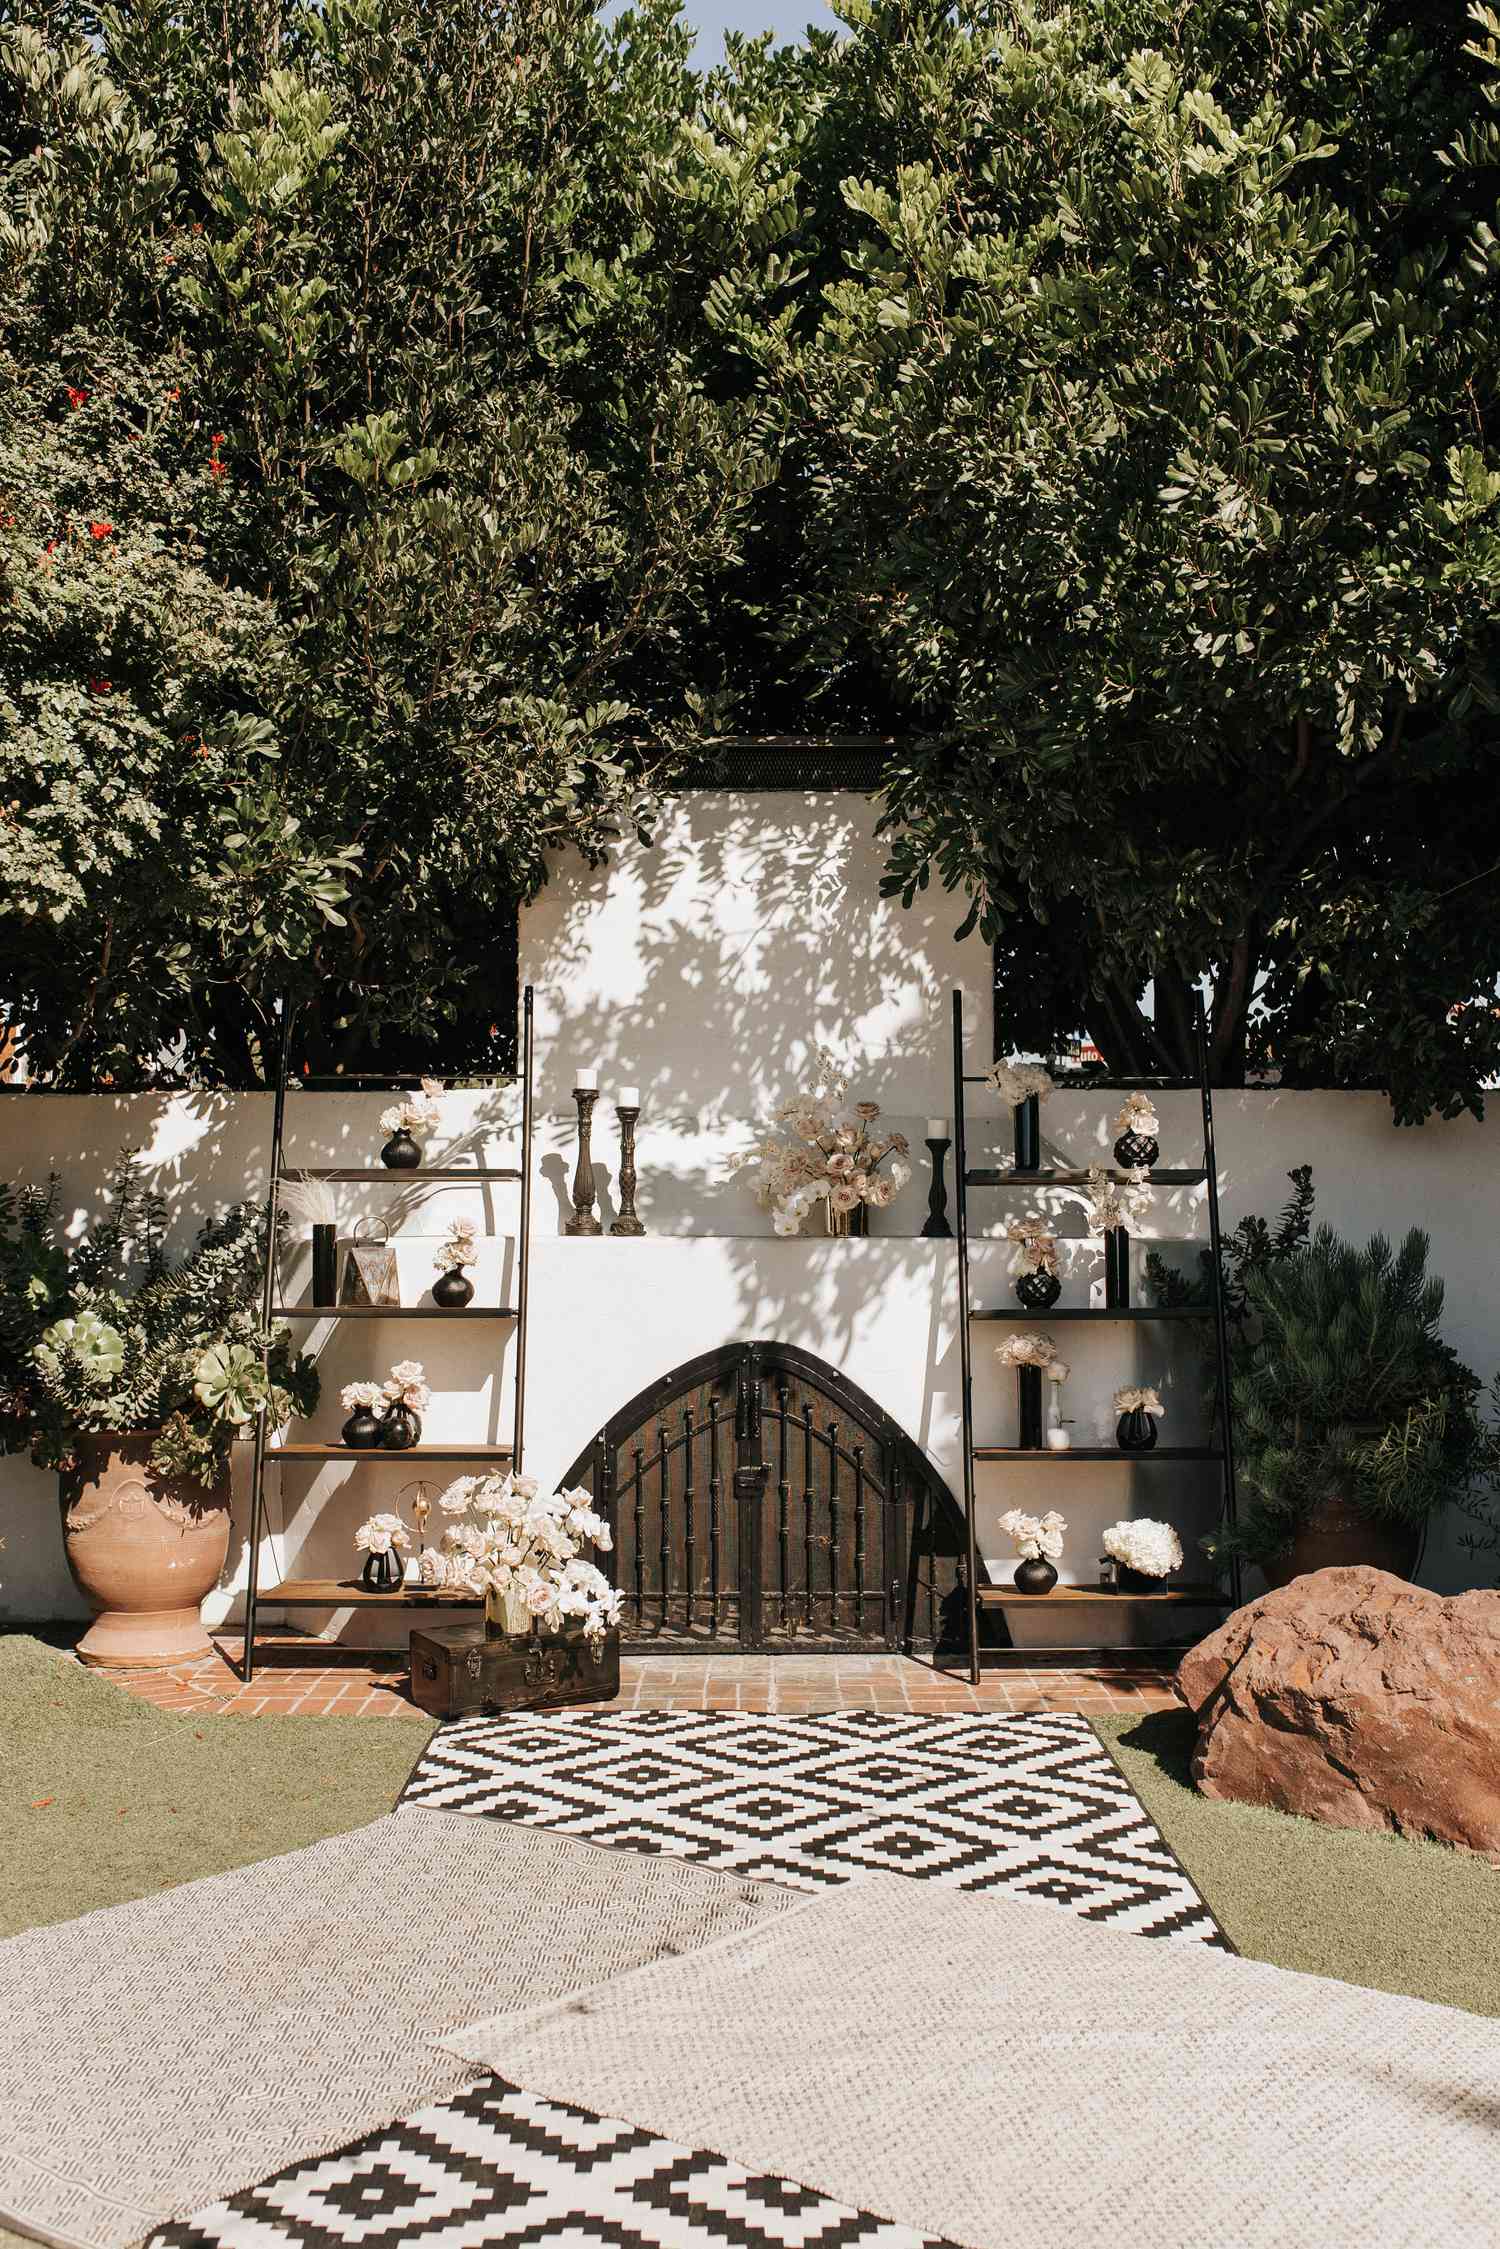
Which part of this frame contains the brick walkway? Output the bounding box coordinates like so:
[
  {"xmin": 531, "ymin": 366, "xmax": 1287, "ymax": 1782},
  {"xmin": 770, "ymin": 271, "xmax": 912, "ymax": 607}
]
[{"xmin": 107, "ymin": 1640, "xmax": 1180, "ymax": 1720}]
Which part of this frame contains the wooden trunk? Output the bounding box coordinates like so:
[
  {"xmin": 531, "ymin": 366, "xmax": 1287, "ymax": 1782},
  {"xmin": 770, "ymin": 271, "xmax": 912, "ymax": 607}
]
[{"xmin": 408, "ymin": 1621, "xmax": 620, "ymax": 1720}]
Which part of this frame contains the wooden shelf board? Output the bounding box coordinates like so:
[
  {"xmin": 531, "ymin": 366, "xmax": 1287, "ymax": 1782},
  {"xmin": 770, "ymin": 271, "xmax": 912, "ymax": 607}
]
[
  {"xmin": 272, "ymin": 1305, "xmax": 517, "ymax": 1320},
  {"xmin": 969, "ymin": 1306, "xmax": 1209, "ymax": 1323},
  {"xmin": 977, "ymin": 1584, "xmax": 1226, "ymax": 1607},
  {"xmin": 964, "ymin": 1168, "xmax": 1206, "ymax": 1189},
  {"xmin": 256, "ymin": 1578, "xmax": 483, "ymax": 1608},
  {"xmin": 973, "ymin": 1446, "xmax": 1223, "ymax": 1463},
  {"xmin": 269, "ymin": 1443, "xmax": 514, "ymax": 1462},
  {"xmin": 280, "ymin": 1167, "xmax": 520, "ymax": 1183}
]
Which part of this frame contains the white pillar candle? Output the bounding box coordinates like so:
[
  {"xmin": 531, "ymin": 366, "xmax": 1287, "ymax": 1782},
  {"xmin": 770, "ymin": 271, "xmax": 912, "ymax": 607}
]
[
  {"xmin": 575, "ymin": 1066, "xmax": 597, "ymax": 1091},
  {"xmin": 618, "ymin": 1085, "xmax": 640, "ymax": 1107},
  {"xmin": 927, "ymin": 1117, "xmax": 949, "ymax": 1138}
]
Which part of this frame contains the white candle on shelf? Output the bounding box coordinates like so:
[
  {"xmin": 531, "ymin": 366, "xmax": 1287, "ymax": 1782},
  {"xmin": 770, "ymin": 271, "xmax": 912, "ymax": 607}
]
[
  {"xmin": 927, "ymin": 1117, "xmax": 949, "ymax": 1138},
  {"xmin": 618, "ymin": 1085, "xmax": 640, "ymax": 1107},
  {"xmin": 575, "ymin": 1067, "xmax": 598, "ymax": 1091}
]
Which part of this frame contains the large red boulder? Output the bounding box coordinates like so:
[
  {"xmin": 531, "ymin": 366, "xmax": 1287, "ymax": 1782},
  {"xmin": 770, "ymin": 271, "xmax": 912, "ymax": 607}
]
[{"xmin": 1176, "ymin": 1566, "xmax": 1500, "ymax": 1860}]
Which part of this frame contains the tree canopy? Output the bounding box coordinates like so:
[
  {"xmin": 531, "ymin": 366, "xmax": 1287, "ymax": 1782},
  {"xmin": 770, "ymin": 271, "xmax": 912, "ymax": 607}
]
[{"xmin": 3, "ymin": 0, "xmax": 1500, "ymax": 1117}]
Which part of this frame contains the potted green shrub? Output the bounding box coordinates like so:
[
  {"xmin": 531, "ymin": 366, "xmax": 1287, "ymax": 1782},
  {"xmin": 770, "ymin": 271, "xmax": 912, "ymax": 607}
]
[
  {"xmin": 1, "ymin": 1159, "xmax": 318, "ymax": 1667},
  {"xmin": 1208, "ymin": 1226, "xmax": 1491, "ymax": 1587}
]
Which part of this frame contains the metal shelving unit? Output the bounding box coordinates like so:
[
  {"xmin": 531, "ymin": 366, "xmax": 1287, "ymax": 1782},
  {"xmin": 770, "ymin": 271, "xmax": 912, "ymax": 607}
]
[
  {"xmin": 242, "ymin": 987, "xmax": 535, "ymax": 1679},
  {"xmin": 950, "ymin": 988, "xmax": 1241, "ymax": 1680}
]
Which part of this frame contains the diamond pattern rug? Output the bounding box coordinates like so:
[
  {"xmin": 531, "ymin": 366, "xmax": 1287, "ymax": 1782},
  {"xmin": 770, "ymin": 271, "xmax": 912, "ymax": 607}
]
[
  {"xmin": 149, "ymin": 2074, "xmax": 956, "ymax": 2249},
  {"xmin": 401, "ymin": 1709, "xmax": 1223, "ymax": 1945}
]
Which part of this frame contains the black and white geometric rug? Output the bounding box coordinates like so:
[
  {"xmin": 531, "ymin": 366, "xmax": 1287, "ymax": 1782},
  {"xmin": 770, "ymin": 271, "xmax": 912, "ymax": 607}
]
[
  {"xmin": 150, "ymin": 2074, "xmax": 957, "ymax": 2249},
  {"xmin": 401, "ymin": 1708, "xmax": 1224, "ymax": 1946}
]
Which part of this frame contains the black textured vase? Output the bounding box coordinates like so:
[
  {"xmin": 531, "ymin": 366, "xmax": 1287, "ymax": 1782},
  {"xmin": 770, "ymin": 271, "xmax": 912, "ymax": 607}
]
[
  {"xmin": 380, "ymin": 1128, "xmax": 421, "ymax": 1170},
  {"xmin": 311, "ymin": 1224, "xmax": 338, "ymax": 1306},
  {"xmin": 379, "ymin": 1402, "xmax": 422, "ymax": 1451},
  {"xmin": 432, "ymin": 1268, "xmax": 474, "ymax": 1308},
  {"xmin": 1104, "ymin": 1226, "xmax": 1131, "ymax": 1308},
  {"xmin": 1116, "ymin": 1406, "xmax": 1159, "ymax": 1452},
  {"xmin": 1113, "ymin": 1130, "xmax": 1159, "ymax": 1170},
  {"xmin": 1014, "ymin": 1556, "xmax": 1058, "ymax": 1596},
  {"xmin": 341, "ymin": 1406, "xmax": 384, "ymax": 1450},
  {"xmin": 361, "ymin": 1546, "xmax": 404, "ymax": 1593},
  {"xmin": 1015, "ymin": 1268, "xmax": 1061, "ymax": 1311}
]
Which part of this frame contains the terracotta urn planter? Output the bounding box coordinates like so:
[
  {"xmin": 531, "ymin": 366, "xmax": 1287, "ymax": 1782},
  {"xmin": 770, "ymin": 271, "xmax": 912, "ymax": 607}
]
[
  {"xmin": 59, "ymin": 1432, "xmax": 231, "ymax": 1669},
  {"xmin": 1261, "ymin": 1493, "xmax": 1422, "ymax": 1590}
]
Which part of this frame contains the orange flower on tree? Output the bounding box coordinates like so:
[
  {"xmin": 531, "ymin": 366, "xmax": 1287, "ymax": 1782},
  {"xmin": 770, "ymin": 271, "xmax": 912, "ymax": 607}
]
[{"xmin": 89, "ymin": 522, "xmax": 113, "ymax": 539}]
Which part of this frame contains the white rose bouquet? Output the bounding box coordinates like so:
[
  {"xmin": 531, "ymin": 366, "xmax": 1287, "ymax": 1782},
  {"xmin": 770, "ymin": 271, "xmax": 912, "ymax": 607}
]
[
  {"xmin": 432, "ymin": 1469, "xmax": 623, "ymax": 1644},
  {"xmin": 997, "ymin": 1332, "xmax": 1069, "ymax": 1382},
  {"xmin": 379, "ymin": 1078, "xmax": 443, "ymax": 1139},
  {"xmin": 1113, "ymin": 1092, "xmax": 1160, "ymax": 1140},
  {"xmin": 1006, "ymin": 1218, "xmax": 1059, "ymax": 1278},
  {"xmin": 435, "ymin": 1216, "xmax": 479, "ymax": 1275},
  {"xmin": 729, "ymin": 1048, "xmax": 911, "ymax": 1236},
  {"xmin": 354, "ymin": 1510, "xmax": 411, "ymax": 1558},
  {"xmin": 999, "ymin": 1507, "xmax": 1066, "ymax": 1561},
  {"xmin": 1113, "ymin": 1385, "xmax": 1164, "ymax": 1416}
]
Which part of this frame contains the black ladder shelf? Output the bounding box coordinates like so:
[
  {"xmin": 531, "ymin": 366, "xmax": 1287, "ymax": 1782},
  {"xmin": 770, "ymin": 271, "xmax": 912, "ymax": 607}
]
[
  {"xmin": 242, "ymin": 987, "xmax": 536, "ymax": 1680},
  {"xmin": 950, "ymin": 989, "xmax": 1242, "ymax": 1680}
]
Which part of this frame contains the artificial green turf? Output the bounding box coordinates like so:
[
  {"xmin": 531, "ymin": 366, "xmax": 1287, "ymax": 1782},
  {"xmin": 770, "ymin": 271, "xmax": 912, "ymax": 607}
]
[
  {"xmin": 1094, "ymin": 1709, "xmax": 1500, "ymax": 2018},
  {"xmin": 1, "ymin": 1631, "xmax": 435, "ymax": 1940}
]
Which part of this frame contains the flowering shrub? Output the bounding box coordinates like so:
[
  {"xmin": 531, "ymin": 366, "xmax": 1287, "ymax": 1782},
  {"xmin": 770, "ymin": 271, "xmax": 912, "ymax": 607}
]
[
  {"xmin": 0, "ymin": 1156, "xmax": 317, "ymax": 1483},
  {"xmin": 1102, "ymin": 1519, "xmax": 1183, "ymax": 1578},
  {"xmin": 999, "ymin": 1508, "xmax": 1066, "ymax": 1561},
  {"xmin": 425, "ymin": 1470, "xmax": 622, "ymax": 1642},
  {"xmin": 729, "ymin": 1050, "xmax": 911, "ymax": 1235}
]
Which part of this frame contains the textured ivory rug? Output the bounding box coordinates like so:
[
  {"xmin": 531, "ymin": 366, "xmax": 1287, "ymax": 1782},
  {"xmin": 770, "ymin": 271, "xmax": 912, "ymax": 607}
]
[
  {"xmin": 0, "ymin": 1810, "xmax": 797, "ymax": 2249},
  {"xmin": 400, "ymin": 1707, "xmax": 1224, "ymax": 1943},
  {"xmin": 438, "ymin": 1873, "xmax": 1500, "ymax": 2249}
]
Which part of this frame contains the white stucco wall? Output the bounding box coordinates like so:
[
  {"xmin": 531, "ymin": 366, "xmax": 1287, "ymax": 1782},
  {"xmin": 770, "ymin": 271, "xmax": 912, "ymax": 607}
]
[{"xmin": 3, "ymin": 790, "xmax": 1497, "ymax": 1642}]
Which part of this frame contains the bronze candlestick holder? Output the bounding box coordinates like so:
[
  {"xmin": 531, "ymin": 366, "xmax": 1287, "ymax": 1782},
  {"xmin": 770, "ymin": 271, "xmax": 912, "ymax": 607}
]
[
  {"xmin": 565, "ymin": 1086, "xmax": 603, "ymax": 1236},
  {"xmin": 610, "ymin": 1103, "xmax": 646, "ymax": 1236}
]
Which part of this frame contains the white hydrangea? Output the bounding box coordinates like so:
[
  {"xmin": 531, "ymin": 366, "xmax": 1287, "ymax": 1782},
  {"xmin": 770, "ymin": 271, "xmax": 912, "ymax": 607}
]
[{"xmin": 1102, "ymin": 1519, "xmax": 1183, "ymax": 1578}]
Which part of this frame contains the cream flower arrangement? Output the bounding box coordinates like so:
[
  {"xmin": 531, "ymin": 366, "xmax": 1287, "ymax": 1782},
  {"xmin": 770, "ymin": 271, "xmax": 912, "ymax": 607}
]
[
  {"xmin": 435, "ymin": 1216, "xmax": 479, "ymax": 1275},
  {"xmin": 729, "ymin": 1049, "xmax": 911, "ymax": 1235},
  {"xmin": 1006, "ymin": 1218, "xmax": 1059, "ymax": 1277},
  {"xmin": 379, "ymin": 1079, "xmax": 443, "ymax": 1138},
  {"xmin": 1113, "ymin": 1385, "xmax": 1164, "ymax": 1415},
  {"xmin": 1084, "ymin": 1165, "xmax": 1153, "ymax": 1232},
  {"xmin": 1102, "ymin": 1518, "xmax": 1183, "ymax": 1578},
  {"xmin": 383, "ymin": 1359, "xmax": 430, "ymax": 1413},
  {"xmin": 999, "ymin": 1507, "xmax": 1066, "ymax": 1561},
  {"xmin": 997, "ymin": 1332, "xmax": 1069, "ymax": 1382},
  {"xmin": 354, "ymin": 1510, "xmax": 411, "ymax": 1557},
  {"xmin": 340, "ymin": 1378, "xmax": 385, "ymax": 1413},
  {"xmin": 988, "ymin": 1060, "xmax": 1054, "ymax": 1108},
  {"xmin": 1113, "ymin": 1092, "xmax": 1160, "ymax": 1140},
  {"xmin": 432, "ymin": 1468, "xmax": 622, "ymax": 1643}
]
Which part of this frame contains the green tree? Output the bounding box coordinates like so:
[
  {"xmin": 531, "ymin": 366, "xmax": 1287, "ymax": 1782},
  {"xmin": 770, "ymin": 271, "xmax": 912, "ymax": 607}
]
[
  {"xmin": 1, "ymin": 0, "xmax": 784, "ymax": 1081},
  {"xmin": 761, "ymin": 0, "xmax": 1500, "ymax": 1119}
]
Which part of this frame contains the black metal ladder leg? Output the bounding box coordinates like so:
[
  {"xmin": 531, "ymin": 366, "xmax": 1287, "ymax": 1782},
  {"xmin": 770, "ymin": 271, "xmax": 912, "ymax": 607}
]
[
  {"xmin": 244, "ymin": 994, "xmax": 294, "ymax": 1684},
  {"xmin": 953, "ymin": 990, "xmax": 982, "ymax": 1685},
  {"xmin": 1195, "ymin": 997, "xmax": 1243, "ymax": 1613}
]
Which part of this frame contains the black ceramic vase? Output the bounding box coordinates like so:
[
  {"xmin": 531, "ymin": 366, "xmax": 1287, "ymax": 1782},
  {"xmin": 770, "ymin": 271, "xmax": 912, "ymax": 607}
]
[
  {"xmin": 1016, "ymin": 1365, "xmax": 1045, "ymax": 1451},
  {"xmin": 1114, "ymin": 1563, "xmax": 1166, "ymax": 1594},
  {"xmin": 1013, "ymin": 1095, "xmax": 1041, "ymax": 1173},
  {"xmin": 311, "ymin": 1224, "xmax": 338, "ymax": 1306},
  {"xmin": 432, "ymin": 1268, "xmax": 474, "ymax": 1309},
  {"xmin": 380, "ymin": 1128, "xmax": 422, "ymax": 1170},
  {"xmin": 380, "ymin": 1402, "xmax": 422, "ymax": 1451},
  {"xmin": 1015, "ymin": 1268, "xmax": 1061, "ymax": 1312},
  {"xmin": 341, "ymin": 1406, "xmax": 384, "ymax": 1450},
  {"xmin": 361, "ymin": 1546, "xmax": 404, "ymax": 1593},
  {"xmin": 1014, "ymin": 1556, "xmax": 1058, "ymax": 1596},
  {"xmin": 1116, "ymin": 1406, "xmax": 1159, "ymax": 1452},
  {"xmin": 1113, "ymin": 1130, "xmax": 1159, "ymax": 1171}
]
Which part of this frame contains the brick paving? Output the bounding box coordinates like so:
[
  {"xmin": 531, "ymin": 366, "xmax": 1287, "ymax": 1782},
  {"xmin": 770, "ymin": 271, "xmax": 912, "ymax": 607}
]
[{"xmin": 105, "ymin": 1639, "xmax": 1180, "ymax": 1720}]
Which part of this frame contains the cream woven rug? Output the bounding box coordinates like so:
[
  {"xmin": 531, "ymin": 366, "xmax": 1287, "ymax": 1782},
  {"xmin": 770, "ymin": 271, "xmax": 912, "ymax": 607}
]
[
  {"xmin": 445, "ymin": 1872, "xmax": 1500, "ymax": 2249},
  {"xmin": 0, "ymin": 1809, "xmax": 796, "ymax": 2249}
]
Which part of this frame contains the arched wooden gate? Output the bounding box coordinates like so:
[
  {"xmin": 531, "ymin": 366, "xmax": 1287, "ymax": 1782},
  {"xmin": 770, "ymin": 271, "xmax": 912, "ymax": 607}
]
[{"xmin": 562, "ymin": 1342, "xmax": 983, "ymax": 1653}]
